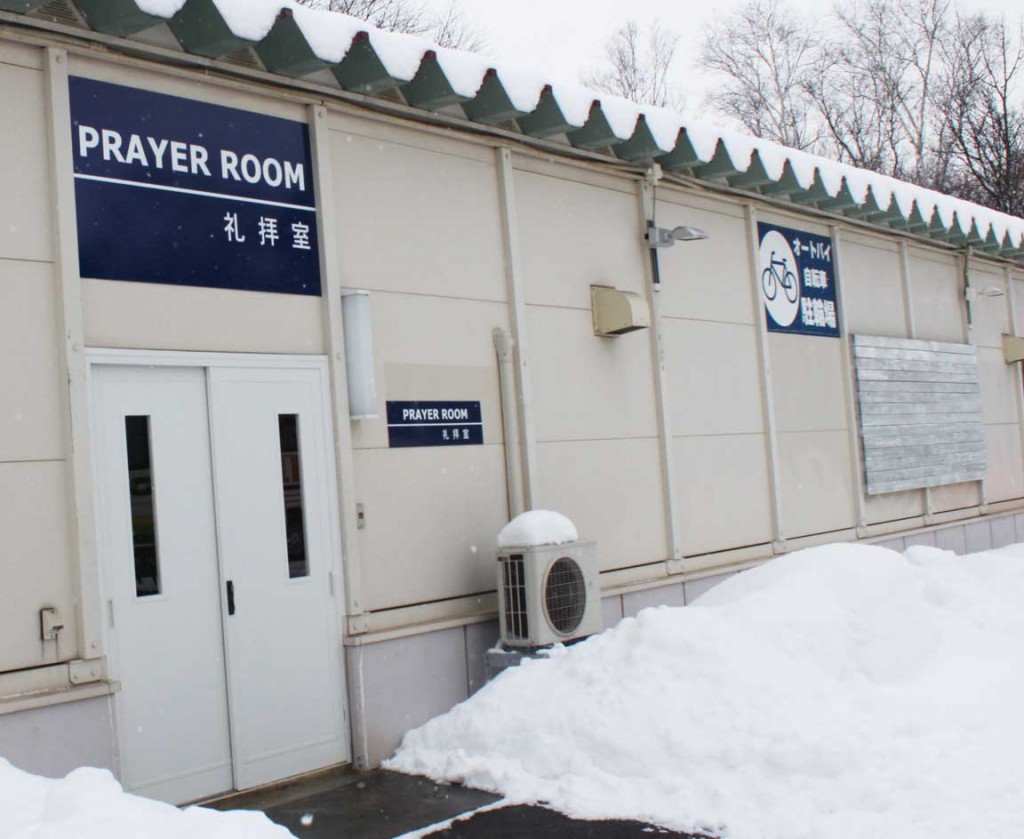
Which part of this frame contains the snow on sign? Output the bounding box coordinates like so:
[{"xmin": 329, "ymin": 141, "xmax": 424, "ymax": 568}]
[
  {"xmin": 758, "ymin": 222, "xmax": 839, "ymax": 338},
  {"xmin": 68, "ymin": 77, "xmax": 320, "ymax": 296},
  {"xmin": 387, "ymin": 401, "xmax": 483, "ymax": 448}
]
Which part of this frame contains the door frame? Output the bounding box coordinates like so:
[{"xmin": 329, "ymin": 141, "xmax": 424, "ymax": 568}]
[{"xmin": 86, "ymin": 348, "xmax": 351, "ymax": 793}]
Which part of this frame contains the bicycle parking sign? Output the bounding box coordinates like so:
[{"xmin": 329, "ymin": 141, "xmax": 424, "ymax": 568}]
[{"xmin": 758, "ymin": 222, "xmax": 840, "ymax": 338}]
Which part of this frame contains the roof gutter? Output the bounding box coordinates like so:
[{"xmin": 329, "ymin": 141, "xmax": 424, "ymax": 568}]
[{"xmin": 2, "ymin": 10, "xmax": 1021, "ymax": 271}]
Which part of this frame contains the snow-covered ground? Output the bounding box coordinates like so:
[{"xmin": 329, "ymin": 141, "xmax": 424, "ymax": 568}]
[
  {"xmin": 0, "ymin": 759, "xmax": 292, "ymax": 839},
  {"xmin": 388, "ymin": 541, "xmax": 1024, "ymax": 839}
]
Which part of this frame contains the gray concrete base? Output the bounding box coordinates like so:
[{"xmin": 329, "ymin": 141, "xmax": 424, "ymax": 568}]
[
  {"xmin": 872, "ymin": 511, "xmax": 1024, "ymax": 555},
  {"xmin": 345, "ymin": 620, "xmax": 499, "ymax": 769},
  {"xmin": 0, "ymin": 695, "xmax": 115, "ymax": 778}
]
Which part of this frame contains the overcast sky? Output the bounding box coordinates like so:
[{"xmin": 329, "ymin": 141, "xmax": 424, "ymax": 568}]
[{"xmin": 422, "ymin": 0, "xmax": 1024, "ymax": 118}]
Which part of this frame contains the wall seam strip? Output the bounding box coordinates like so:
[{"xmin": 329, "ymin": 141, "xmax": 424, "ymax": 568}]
[
  {"xmin": 830, "ymin": 226, "xmax": 868, "ymax": 533},
  {"xmin": 43, "ymin": 46, "xmax": 103, "ymax": 661},
  {"xmin": 744, "ymin": 204, "xmax": 786, "ymax": 551},
  {"xmin": 308, "ymin": 103, "xmax": 367, "ymax": 629},
  {"xmin": 898, "ymin": 239, "xmax": 933, "ymax": 520}
]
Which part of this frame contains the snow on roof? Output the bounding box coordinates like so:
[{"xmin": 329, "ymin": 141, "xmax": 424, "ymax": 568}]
[{"xmin": 15, "ymin": 0, "xmax": 1024, "ymax": 259}]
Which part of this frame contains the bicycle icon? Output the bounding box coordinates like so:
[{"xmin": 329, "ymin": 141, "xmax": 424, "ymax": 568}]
[{"xmin": 761, "ymin": 251, "xmax": 799, "ymax": 303}]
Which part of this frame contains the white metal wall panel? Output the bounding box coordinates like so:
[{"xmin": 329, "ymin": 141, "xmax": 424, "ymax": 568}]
[
  {"xmin": 837, "ymin": 237, "xmax": 906, "ymax": 338},
  {"xmin": 654, "ymin": 199, "xmax": 754, "ymax": 324},
  {"xmin": 853, "ymin": 335, "xmax": 986, "ymax": 495},
  {"xmin": 0, "ymin": 61, "xmax": 53, "ymax": 263}
]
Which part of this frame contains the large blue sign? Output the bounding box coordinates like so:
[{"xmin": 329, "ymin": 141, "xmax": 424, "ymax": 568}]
[
  {"xmin": 69, "ymin": 77, "xmax": 320, "ymax": 296},
  {"xmin": 387, "ymin": 402, "xmax": 483, "ymax": 448},
  {"xmin": 758, "ymin": 222, "xmax": 839, "ymax": 338}
]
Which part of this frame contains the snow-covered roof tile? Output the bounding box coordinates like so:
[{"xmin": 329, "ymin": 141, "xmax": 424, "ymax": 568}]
[
  {"xmin": 13, "ymin": 0, "xmax": 1024, "ymax": 263},
  {"xmin": 133, "ymin": 0, "xmax": 187, "ymax": 16},
  {"xmin": 211, "ymin": 0, "xmax": 284, "ymax": 42},
  {"xmin": 288, "ymin": 3, "xmax": 366, "ymax": 64}
]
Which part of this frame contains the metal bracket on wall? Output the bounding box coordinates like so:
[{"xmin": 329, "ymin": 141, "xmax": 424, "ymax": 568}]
[
  {"xmin": 69, "ymin": 657, "xmax": 107, "ymax": 685},
  {"xmin": 347, "ymin": 613, "xmax": 370, "ymax": 635}
]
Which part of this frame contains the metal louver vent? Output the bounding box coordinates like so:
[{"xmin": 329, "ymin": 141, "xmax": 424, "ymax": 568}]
[
  {"xmin": 30, "ymin": 0, "xmax": 84, "ymax": 27},
  {"xmin": 501, "ymin": 554, "xmax": 528, "ymax": 641},
  {"xmin": 544, "ymin": 556, "xmax": 586, "ymax": 635},
  {"xmin": 221, "ymin": 47, "xmax": 264, "ymax": 70}
]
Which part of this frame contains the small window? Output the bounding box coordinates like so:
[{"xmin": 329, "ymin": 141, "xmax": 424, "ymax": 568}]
[
  {"xmin": 278, "ymin": 414, "xmax": 310, "ymax": 579},
  {"xmin": 124, "ymin": 416, "xmax": 161, "ymax": 597}
]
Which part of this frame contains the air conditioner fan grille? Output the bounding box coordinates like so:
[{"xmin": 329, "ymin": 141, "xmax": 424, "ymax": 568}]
[{"xmin": 544, "ymin": 556, "xmax": 586, "ymax": 635}]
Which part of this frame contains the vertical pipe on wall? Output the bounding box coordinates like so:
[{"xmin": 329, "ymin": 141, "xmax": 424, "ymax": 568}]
[
  {"xmin": 898, "ymin": 240, "xmax": 933, "ymax": 522},
  {"xmin": 493, "ymin": 328, "xmax": 524, "ymax": 519},
  {"xmin": 494, "ymin": 147, "xmax": 538, "ymax": 510},
  {"xmin": 637, "ymin": 180, "xmax": 683, "ymax": 574},
  {"xmin": 44, "ymin": 48, "xmax": 103, "ymax": 664},
  {"xmin": 744, "ymin": 204, "xmax": 786, "ymax": 552},
  {"xmin": 308, "ymin": 104, "xmax": 367, "ymax": 633},
  {"xmin": 830, "ymin": 227, "xmax": 868, "ymax": 534}
]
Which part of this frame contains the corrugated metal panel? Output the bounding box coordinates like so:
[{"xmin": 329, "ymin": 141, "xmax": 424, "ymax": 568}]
[
  {"xmin": 853, "ymin": 335, "xmax": 987, "ymax": 495},
  {"xmin": 2, "ymin": 0, "xmax": 1024, "ymax": 258}
]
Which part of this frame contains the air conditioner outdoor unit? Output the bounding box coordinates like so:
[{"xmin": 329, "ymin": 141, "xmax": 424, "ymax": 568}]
[{"xmin": 497, "ymin": 541, "xmax": 602, "ymax": 648}]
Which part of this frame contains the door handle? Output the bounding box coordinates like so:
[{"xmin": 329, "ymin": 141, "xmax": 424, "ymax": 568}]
[{"xmin": 226, "ymin": 580, "xmax": 235, "ymax": 616}]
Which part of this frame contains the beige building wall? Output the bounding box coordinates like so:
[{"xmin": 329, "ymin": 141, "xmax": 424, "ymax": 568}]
[
  {"xmin": 839, "ymin": 232, "xmax": 925, "ymax": 526},
  {"xmin": 4, "ymin": 34, "xmax": 1024, "ymax": 656},
  {"xmin": 0, "ymin": 43, "xmax": 78, "ymax": 673},
  {"xmin": 906, "ymin": 249, "xmax": 981, "ymax": 513},
  {"xmin": 329, "ymin": 116, "xmax": 511, "ymax": 611},
  {"xmin": 656, "ymin": 194, "xmax": 773, "ymax": 556},
  {"xmin": 759, "ymin": 212, "xmax": 857, "ymax": 540},
  {"xmin": 515, "ymin": 163, "xmax": 668, "ymax": 572},
  {"xmin": 970, "ymin": 264, "xmax": 1024, "ymax": 505}
]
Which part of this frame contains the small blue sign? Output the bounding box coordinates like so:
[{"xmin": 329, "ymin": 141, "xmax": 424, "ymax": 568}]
[
  {"xmin": 387, "ymin": 402, "xmax": 483, "ymax": 448},
  {"xmin": 758, "ymin": 222, "xmax": 839, "ymax": 338},
  {"xmin": 69, "ymin": 76, "xmax": 320, "ymax": 296}
]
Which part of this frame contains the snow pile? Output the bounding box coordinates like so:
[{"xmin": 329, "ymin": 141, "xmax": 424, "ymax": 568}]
[
  {"xmin": 0, "ymin": 759, "xmax": 292, "ymax": 839},
  {"xmin": 497, "ymin": 510, "xmax": 578, "ymax": 549},
  {"xmin": 389, "ymin": 542, "xmax": 1024, "ymax": 839}
]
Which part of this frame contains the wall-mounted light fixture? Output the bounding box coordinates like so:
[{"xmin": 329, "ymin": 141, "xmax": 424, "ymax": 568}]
[
  {"xmin": 645, "ymin": 221, "xmax": 710, "ymax": 286},
  {"xmin": 341, "ymin": 291, "xmax": 378, "ymax": 420},
  {"xmin": 646, "ymin": 223, "xmax": 710, "ymax": 248},
  {"xmin": 965, "ymin": 285, "xmax": 1005, "ymax": 302}
]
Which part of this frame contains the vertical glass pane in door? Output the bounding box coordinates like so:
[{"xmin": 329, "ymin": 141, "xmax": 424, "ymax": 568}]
[
  {"xmin": 125, "ymin": 415, "xmax": 161, "ymax": 596},
  {"xmin": 278, "ymin": 414, "xmax": 309, "ymax": 579}
]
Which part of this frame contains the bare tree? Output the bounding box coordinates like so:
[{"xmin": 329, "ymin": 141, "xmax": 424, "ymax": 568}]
[
  {"xmin": 941, "ymin": 14, "xmax": 1024, "ymax": 215},
  {"xmin": 700, "ymin": 0, "xmax": 820, "ymax": 150},
  {"xmin": 582, "ymin": 20, "xmax": 685, "ymax": 110},
  {"xmin": 431, "ymin": 2, "xmax": 486, "ymax": 52},
  {"xmin": 698, "ymin": 0, "xmax": 1024, "ymax": 214},
  {"xmin": 296, "ymin": 0, "xmax": 485, "ymax": 50},
  {"xmin": 809, "ymin": 0, "xmax": 953, "ymax": 184},
  {"xmin": 298, "ymin": 0, "xmax": 430, "ymax": 35}
]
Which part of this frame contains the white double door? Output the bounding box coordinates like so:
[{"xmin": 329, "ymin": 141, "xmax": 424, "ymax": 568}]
[{"xmin": 91, "ymin": 361, "xmax": 348, "ymax": 804}]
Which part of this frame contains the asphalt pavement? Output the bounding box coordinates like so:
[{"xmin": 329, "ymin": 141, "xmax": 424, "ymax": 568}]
[{"xmin": 205, "ymin": 767, "xmax": 709, "ymax": 838}]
